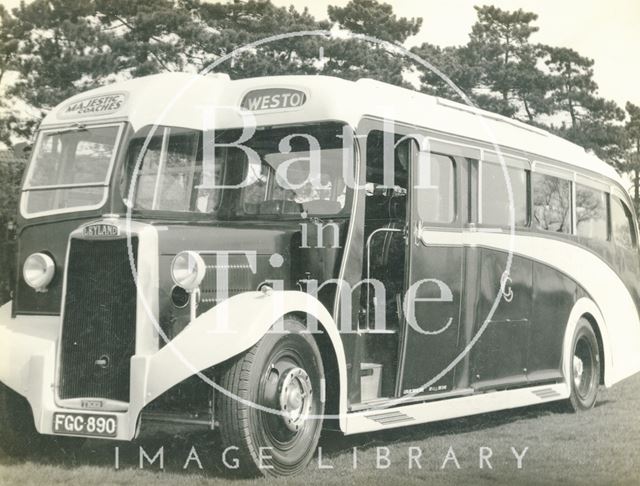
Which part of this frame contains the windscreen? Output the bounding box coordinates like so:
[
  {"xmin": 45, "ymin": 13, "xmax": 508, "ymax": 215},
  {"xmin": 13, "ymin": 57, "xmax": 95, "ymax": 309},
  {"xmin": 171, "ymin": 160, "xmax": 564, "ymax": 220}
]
[
  {"xmin": 122, "ymin": 123, "xmax": 353, "ymax": 218},
  {"xmin": 21, "ymin": 124, "xmax": 122, "ymax": 217}
]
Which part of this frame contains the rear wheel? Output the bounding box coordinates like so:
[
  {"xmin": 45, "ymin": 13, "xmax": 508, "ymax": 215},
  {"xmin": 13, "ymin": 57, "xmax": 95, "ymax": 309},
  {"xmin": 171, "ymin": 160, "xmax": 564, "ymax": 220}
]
[
  {"xmin": 217, "ymin": 317, "xmax": 324, "ymax": 477},
  {"xmin": 565, "ymin": 318, "xmax": 600, "ymax": 412},
  {"xmin": 0, "ymin": 383, "xmax": 84, "ymax": 459}
]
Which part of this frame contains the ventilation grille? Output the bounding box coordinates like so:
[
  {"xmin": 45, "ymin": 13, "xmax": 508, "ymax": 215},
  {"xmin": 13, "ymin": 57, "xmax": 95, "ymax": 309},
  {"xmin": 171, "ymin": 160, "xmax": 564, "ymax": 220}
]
[
  {"xmin": 532, "ymin": 388, "xmax": 562, "ymax": 400},
  {"xmin": 366, "ymin": 410, "xmax": 415, "ymax": 425},
  {"xmin": 59, "ymin": 237, "xmax": 138, "ymax": 402}
]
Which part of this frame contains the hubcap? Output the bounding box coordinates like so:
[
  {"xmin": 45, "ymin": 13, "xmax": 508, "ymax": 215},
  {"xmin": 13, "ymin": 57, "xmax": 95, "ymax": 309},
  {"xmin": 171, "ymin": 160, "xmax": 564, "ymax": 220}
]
[
  {"xmin": 573, "ymin": 355, "xmax": 584, "ymax": 389},
  {"xmin": 573, "ymin": 335, "xmax": 596, "ymax": 400},
  {"xmin": 278, "ymin": 367, "xmax": 313, "ymax": 432}
]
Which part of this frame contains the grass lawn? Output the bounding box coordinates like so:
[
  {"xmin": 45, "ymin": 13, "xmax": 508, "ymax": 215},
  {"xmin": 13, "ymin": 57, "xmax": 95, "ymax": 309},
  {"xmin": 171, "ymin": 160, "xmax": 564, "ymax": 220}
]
[{"xmin": 1, "ymin": 373, "xmax": 640, "ymax": 485}]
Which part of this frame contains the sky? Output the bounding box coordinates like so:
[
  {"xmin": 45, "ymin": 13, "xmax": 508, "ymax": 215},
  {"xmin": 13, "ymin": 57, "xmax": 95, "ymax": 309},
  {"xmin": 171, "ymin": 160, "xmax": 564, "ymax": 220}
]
[
  {"xmin": 1, "ymin": 0, "xmax": 639, "ymax": 108},
  {"xmin": 272, "ymin": 0, "xmax": 640, "ymax": 109}
]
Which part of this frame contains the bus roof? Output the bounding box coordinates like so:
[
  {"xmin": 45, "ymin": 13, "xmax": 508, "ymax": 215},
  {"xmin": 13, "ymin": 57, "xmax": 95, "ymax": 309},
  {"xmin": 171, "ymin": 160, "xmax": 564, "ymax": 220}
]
[{"xmin": 41, "ymin": 72, "xmax": 622, "ymax": 185}]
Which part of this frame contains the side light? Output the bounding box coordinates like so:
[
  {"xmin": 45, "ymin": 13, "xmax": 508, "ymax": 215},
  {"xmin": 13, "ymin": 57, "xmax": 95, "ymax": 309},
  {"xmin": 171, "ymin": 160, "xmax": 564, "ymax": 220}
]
[
  {"xmin": 170, "ymin": 251, "xmax": 206, "ymax": 292},
  {"xmin": 23, "ymin": 252, "xmax": 55, "ymax": 292}
]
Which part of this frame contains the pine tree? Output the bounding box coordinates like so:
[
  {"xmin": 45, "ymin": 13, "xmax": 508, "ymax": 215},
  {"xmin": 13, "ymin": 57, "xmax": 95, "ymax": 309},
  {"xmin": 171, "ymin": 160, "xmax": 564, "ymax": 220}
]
[
  {"xmin": 623, "ymin": 102, "xmax": 640, "ymax": 211},
  {"xmin": 466, "ymin": 5, "xmax": 548, "ymax": 119},
  {"xmin": 320, "ymin": 0, "xmax": 421, "ymax": 86},
  {"xmin": 543, "ymin": 46, "xmax": 626, "ymax": 161}
]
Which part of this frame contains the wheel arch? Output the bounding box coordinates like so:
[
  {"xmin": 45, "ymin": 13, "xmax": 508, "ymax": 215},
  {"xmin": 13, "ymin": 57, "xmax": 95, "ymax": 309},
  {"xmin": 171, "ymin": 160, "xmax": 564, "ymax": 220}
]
[
  {"xmin": 143, "ymin": 291, "xmax": 349, "ymax": 431},
  {"xmin": 580, "ymin": 312, "xmax": 606, "ymax": 385},
  {"xmin": 288, "ymin": 311, "xmax": 342, "ymax": 430},
  {"xmin": 563, "ymin": 298, "xmax": 612, "ymax": 388}
]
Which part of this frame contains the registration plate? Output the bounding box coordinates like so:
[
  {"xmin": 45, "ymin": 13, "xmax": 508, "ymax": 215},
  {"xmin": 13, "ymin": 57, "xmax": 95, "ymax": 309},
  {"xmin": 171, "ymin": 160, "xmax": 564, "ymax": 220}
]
[{"xmin": 53, "ymin": 412, "xmax": 117, "ymax": 438}]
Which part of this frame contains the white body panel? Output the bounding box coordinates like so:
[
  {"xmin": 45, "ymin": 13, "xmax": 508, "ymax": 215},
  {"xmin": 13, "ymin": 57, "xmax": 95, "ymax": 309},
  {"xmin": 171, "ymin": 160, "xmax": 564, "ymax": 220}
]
[
  {"xmin": 0, "ymin": 290, "xmax": 348, "ymax": 439},
  {"xmin": 345, "ymin": 383, "xmax": 570, "ymax": 435}
]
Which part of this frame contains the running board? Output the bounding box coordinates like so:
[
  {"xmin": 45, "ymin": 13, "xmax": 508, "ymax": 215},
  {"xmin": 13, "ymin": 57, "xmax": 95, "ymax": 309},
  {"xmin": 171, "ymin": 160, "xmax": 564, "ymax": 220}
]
[
  {"xmin": 344, "ymin": 382, "xmax": 570, "ymax": 435},
  {"xmin": 349, "ymin": 388, "xmax": 474, "ymax": 412},
  {"xmin": 141, "ymin": 411, "xmax": 215, "ymax": 429}
]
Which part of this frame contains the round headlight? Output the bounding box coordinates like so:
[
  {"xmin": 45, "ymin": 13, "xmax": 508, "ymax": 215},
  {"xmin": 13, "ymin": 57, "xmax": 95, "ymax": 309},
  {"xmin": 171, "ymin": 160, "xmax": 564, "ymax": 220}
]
[
  {"xmin": 171, "ymin": 251, "xmax": 206, "ymax": 291},
  {"xmin": 23, "ymin": 252, "xmax": 55, "ymax": 292}
]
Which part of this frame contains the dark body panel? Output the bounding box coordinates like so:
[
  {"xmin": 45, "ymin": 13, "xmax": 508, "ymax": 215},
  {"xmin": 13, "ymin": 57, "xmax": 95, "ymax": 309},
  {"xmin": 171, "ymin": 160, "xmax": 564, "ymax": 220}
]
[
  {"xmin": 14, "ymin": 217, "xmax": 103, "ymax": 316},
  {"xmin": 527, "ymin": 262, "xmax": 577, "ymax": 383},
  {"xmin": 13, "ymin": 123, "xmax": 133, "ymax": 316},
  {"xmin": 154, "ymin": 219, "xmax": 350, "ymax": 344},
  {"xmin": 470, "ymin": 250, "xmax": 532, "ymax": 389},
  {"xmin": 400, "ymin": 243, "xmax": 464, "ymax": 395}
]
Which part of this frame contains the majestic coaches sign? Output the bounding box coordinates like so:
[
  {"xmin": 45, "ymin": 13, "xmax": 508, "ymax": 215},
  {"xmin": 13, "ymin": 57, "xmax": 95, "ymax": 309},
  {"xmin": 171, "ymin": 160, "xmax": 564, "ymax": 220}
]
[
  {"xmin": 241, "ymin": 87, "xmax": 307, "ymax": 112},
  {"xmin": 60, "ymin": 93, "xmax": 126, "ymax": 119}
]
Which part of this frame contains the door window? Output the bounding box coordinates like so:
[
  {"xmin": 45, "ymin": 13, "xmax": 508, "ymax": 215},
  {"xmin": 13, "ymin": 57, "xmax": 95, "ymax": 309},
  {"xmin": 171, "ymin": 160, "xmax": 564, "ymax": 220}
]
[{"xmin": 415, "ymin": 152, "xmax": 455, "ymax": 223}]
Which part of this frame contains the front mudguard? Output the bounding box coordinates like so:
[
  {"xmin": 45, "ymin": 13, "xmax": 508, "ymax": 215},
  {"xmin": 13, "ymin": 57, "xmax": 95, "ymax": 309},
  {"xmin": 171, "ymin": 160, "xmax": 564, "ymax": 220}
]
[{"xmin": 0, "ymin": 291, "xmax": 347, "ymax": 440}]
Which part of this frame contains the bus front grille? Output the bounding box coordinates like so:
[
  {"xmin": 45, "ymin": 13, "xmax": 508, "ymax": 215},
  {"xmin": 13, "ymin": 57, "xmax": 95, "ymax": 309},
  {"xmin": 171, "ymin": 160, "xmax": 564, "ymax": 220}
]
[{"xmin": 58, "ymin": 237, "xmax": 138, "ymax": 402}]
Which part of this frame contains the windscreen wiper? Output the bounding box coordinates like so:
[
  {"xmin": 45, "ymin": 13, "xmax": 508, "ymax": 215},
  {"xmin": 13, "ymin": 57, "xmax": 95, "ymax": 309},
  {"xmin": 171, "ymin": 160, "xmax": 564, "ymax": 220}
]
[{"xmin": 46, "ymin": 123, "xmax": 88, "ymax": 136}]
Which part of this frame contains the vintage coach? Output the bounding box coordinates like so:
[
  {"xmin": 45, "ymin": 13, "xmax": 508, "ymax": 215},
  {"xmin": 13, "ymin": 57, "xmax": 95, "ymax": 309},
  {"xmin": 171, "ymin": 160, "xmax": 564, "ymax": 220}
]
[{"xmin": 1, "ymin": 73, "xmax": 640, "ymax": 476}]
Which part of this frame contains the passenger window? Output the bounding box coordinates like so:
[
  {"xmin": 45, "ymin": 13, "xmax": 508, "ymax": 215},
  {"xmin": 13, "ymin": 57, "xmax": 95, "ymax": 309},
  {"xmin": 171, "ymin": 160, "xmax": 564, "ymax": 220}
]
[
  {"xmin": 532, "ymin": 173, "xmax": 572, "ymax": 233},
  {"xmin": 416, "ymin": 152, "xmax": 455, "ymax": 223},
  {"xmin": 575, "ymin": 184, "xmax": 607, "ymax": 241},
  {"xmin": 610, "ymin": 196, "xmax": 637, "ymax": 249},
  {"xmin": 481, "ymin": 162, "xmax": 528, "ymax": 227}
]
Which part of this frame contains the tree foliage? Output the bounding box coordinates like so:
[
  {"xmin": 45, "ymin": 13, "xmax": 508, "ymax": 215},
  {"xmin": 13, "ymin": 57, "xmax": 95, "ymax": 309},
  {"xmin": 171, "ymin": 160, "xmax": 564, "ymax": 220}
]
[
  {"xmin": 412, "ymin": 5, "xmax": 630, "ymax": 171},
  {"xmin": 0, "ymin": 0, "xmax": 638, "ymax": 205}
]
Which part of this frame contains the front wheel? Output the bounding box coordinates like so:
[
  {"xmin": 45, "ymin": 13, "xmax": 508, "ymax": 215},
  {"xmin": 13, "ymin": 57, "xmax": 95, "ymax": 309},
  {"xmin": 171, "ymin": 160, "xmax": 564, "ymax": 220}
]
[
  {"xmin": 565, "ymin": 317, "xmax": 601, "ymax": 412},
  {"xmin": 217, "ymin": 317, "xmax": 325, "ymax": 477}
]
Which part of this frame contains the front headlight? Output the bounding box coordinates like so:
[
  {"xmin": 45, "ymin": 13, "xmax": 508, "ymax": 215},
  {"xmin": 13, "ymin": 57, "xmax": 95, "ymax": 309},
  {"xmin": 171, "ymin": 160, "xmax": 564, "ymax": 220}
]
[
  {"xmin": 171, "ymin": 251, "xmax": 206, "ymax": 291},
  {"xmin": 23, "ymin": 252, "xmax": 55, "ymax": 292}
]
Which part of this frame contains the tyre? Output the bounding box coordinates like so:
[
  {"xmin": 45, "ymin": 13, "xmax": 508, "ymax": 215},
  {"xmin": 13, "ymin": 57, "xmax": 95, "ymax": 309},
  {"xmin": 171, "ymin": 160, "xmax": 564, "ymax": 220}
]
[
  {"xmin": 217, "ymin": 317, "xmax": 325, "ymax": 477},
  {"xmin": 565, "ymin": 317, "xmax": 601, "ymax": 412},
  {"xmin": 0, "ymin": 382, "xmax": 84, "ymax": 459}
]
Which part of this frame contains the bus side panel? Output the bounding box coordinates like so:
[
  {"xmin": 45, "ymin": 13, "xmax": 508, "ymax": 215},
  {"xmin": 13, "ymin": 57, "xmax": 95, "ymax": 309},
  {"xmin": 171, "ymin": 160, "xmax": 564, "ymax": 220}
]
[
  {"xmin": 470, "ymin": 249, "xmax": 532, "ymax": 389},
  {"xmin": 462, "ymin": 241, "xmax": 629, "ymax": 389},
  {"xmin": 467, "ymin": 232, "xmax": 640, "ymax": 387},
  {"xmin": 527, "ymin": 262, "xmax": 578, "ymax": 383}
]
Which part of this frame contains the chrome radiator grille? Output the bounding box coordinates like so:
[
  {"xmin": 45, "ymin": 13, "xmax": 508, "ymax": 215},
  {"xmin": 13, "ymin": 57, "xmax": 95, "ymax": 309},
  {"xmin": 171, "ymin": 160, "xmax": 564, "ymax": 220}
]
[{"xmin": 58, "ymin": 237, "xmax": 138, "ymax": 402}]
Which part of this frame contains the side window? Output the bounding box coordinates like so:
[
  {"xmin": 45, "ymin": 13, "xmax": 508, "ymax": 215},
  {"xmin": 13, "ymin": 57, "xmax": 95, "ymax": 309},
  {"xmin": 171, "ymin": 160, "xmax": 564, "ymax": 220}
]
[
  {"xmin": 610, "ymin": 196, "xmax": 637, "ymax": 249},
  {"xmin": 575, "ymin": 184, "xmax": 607, "ymax": 241},
  {"xmin": 532, "ymin": 173, "xmax": 572, "ymax": 233},
  {"xmin": 160, "ymin": 129, "xmax": 201, "ymax": 211},
  {"xmin": 481, "ymin": 162, "xmax": 528, "ymax": 227},
  {"xmin": 416, "ymin": 152, "xmax": 455, "ymax": 223},
  {"xmin": 133, "ymin": 128, "xmax": 203, "ymax": 212}
]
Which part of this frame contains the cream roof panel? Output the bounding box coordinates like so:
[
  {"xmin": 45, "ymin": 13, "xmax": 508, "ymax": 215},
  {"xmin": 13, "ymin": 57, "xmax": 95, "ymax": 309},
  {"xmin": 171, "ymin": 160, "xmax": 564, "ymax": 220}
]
[{"xmin": 40, "ymin": 72, "xmax": 623, "ymax": 186}]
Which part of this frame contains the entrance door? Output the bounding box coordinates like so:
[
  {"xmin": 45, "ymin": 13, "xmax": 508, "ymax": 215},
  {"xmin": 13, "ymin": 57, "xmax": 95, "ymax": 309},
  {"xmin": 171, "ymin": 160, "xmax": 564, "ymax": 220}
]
[{"xmin": 397, "ymin": 145, "xmax": 465, "ymax": 396}]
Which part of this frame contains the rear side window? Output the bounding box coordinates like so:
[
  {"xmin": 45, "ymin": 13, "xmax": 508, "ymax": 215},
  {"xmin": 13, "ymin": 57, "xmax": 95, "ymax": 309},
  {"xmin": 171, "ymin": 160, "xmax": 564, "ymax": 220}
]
[
  {"xmin": 481, "ymin": 162, "xmax": 528, "ymax": 227},
  {"xmin": 575, "ymin": 184, "xmax": 607, "ymax": 241},
  {"xmin": 532, "ymin": 173, "xmax": 572, "ymax": 233},
  {"xmin": 610, "ymin": 196, "xmax": 636, "ymax": 249}
]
